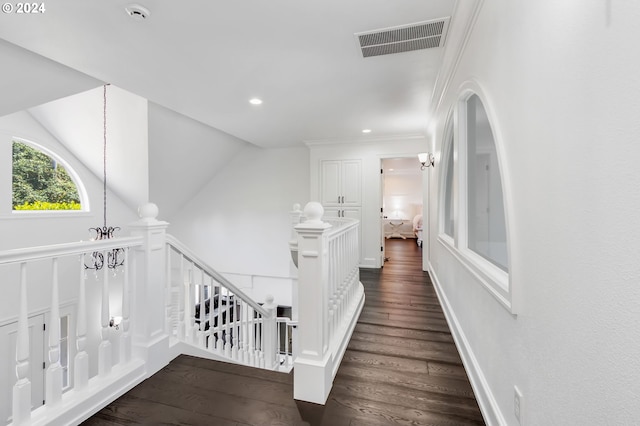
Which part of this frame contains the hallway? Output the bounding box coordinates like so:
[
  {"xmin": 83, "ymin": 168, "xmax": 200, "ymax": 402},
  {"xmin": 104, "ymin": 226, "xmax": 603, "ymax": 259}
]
[{"xmin": 84, "ymin": 239, "xmax": 483, "ymax": 425}]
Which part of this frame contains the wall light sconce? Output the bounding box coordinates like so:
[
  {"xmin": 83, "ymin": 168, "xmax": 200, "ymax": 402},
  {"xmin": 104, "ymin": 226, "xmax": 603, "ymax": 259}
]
[{"xmin": 418, "ymin": 152, "xmax": 435, "ymax": 170}]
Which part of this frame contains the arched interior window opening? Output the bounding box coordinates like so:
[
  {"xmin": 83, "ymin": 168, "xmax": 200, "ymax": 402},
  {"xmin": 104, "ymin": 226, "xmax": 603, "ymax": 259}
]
[{"xmin": 465, "ymin": 94, "xmax": 508, "ymax": 271}]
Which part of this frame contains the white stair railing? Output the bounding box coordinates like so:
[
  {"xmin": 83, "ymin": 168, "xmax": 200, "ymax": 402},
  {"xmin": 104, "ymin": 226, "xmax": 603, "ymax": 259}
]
[
  {"xmin": 0, "ymin": 202, "xmax": 293, "ymax": 425},
  {"xmin": 0, "ymin": 236, "xmax": 144, "ymax": 426},
  {"xmin": 165, "ymin": 235, "xmax": 280, "ymax": 371},
  {"xmin": 291, "ymin": 201, "xmax": 365, "ymax": 405}
]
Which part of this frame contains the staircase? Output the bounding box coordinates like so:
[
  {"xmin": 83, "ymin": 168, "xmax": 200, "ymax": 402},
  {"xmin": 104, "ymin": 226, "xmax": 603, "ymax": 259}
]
[
  {"xmin": 0, "ymin": 201, "xmax": 362, "ymax": 425},
  {"xmin": 164, "ymin": 235, "xmax": 293, "ymax": 372}
]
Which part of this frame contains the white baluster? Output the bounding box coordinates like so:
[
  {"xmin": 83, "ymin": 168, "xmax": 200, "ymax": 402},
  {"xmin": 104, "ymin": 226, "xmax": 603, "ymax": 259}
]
[
  {"xmin": 214, "ymin": 283, "xmax": 222, "ymax": 354},
  {"xmin": 98, "ymin": 252, "xmax": 112, "ymax": 376},
  {"xmin": 206, "ymin": 276, "xmax": 215, "ymax": 352},
  {"xmin": 230, "ymin": 292, "xmax": 238, "ymax": 359},
  {"xmin": 229, "ymin": 291, "xmax": 235, "ymax": 357},
  {"xmin": 75, "ymin": 256, "xmax": 89, "ymax": 390},
  {"xmin": 121, "ymin": 248, "xmax": 131, "ymax": 363},
  {"xmin": 248, "ymin": 306, "xmax": 255, "ymax": 366},
  {"xmin": 165, "ymin": 245, "xmax": 172, "ymax": 335},
  {"xmin": 46, "ymin": 258, "xmax": 63, "ymax": 406},
  {"xmin": 13, "ymin": 263, "xmax": 31, "ymax": 425},
  {"xmin": 189, "ymin": 267, "xmax": 198, "ymax": 344},
  {"xmin": 257, "ymin": 316, "xmax": 265, "ymax": 368},
  {"xmin": 177, "ymin": 254, "xmax": 185, "ymax": 340},
  {"xmin": 198, "ymin": 269, "xmax": 205, "ymax": 348}
]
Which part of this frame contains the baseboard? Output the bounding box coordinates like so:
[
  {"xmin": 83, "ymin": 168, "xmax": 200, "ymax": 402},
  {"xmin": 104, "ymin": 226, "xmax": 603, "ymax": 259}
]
[{"xmin": 428, "ymin": 262, "xmax": 507, "ymax": 426}]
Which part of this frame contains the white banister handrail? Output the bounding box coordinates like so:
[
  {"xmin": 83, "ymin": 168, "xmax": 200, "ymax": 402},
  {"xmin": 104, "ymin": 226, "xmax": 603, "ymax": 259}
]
[
  {"xmin": 166, "ymin": 234, "xmax": 268, "ymax": 317},
  {"xmin": 0, "ymin": 236, "xmax": 144, "ymax": 265}
]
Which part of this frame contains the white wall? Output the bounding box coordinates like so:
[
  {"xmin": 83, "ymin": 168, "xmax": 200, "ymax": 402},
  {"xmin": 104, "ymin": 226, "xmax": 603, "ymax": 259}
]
[
  {"xmin": 167, "ymin": 145, "xmax": 309, "ymax": 305},
  {"xmin": 428, "ymin": 1, "xmax": 640, "ymax": 424},
  {"xmin": 309, "ymin": 137, "xmax": 426, "ymax": 268}
]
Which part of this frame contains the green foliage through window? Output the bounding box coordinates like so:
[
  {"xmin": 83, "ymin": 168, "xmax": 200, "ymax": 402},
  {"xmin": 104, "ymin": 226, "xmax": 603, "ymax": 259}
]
[{"xmin": 12, "ymin": 141, "xmax": 81, "ymax": 211}]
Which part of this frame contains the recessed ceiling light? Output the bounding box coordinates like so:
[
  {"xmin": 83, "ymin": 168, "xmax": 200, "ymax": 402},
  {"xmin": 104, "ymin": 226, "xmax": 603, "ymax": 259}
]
[
  {"xmin": 249, "ymin": 98, "xmax": 263, "ymax": 105},
  {"xmin": 125, "ymin": 4, "xmax": 151, "ymax": 21},
  {"xmin": 362, "ymin": 129, "xmax": 372, "ymax": 133}
]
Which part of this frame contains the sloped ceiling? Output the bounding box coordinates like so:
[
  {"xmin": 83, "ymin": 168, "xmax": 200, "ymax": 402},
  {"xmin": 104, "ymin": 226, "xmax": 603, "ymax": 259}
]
[
  {"xmin": 148, "ymin": 103, "xmax": 249, "ymax": 218},
  {"xmin": 0, "ymin": 0, "xmax": 456, "ymax": 147},
  {"xmin": 0, "ymin": 39, "xmax": 101, "ymax": 116},
  {"xmin": 28, "ymin": 86, "xmax": 150, "ymax": 210}
]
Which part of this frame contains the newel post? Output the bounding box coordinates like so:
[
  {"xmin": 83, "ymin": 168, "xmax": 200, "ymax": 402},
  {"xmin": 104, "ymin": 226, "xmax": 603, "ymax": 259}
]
[
  {"xmin": 128, "ymin": 203, "xmax": 171, "ymax": 376},
  {"xmin": 293, "ymin": 202, "xmax": 333, "ymax": 404},
  {"xmin": 262, "ymin": 294, "xmax": 278, "ymax": 370}
]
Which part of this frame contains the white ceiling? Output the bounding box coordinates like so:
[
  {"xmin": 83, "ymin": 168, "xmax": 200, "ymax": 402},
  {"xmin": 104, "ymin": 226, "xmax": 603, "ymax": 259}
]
[{"xmin": 0, "ymin": 0, "xmax": 456, "ymax": 148}]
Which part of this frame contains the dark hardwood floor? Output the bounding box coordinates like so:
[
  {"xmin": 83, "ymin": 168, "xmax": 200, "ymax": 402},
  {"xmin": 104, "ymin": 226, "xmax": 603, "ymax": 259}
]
[{"xmin": 83, "ymin": 239, "xmax": 484, "ymax": 426}]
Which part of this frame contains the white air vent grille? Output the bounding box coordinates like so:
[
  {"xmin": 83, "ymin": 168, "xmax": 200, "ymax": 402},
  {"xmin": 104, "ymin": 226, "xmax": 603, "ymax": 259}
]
[{"xmin": 356, "ymin": 18, "xmax": 450, "ymax": 58}]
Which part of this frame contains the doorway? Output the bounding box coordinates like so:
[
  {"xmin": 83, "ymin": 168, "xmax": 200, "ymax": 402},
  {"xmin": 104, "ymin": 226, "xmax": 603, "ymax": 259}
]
[{"xmin": 380, "ymin": 157, "xmax": 424, "ymax": 266}]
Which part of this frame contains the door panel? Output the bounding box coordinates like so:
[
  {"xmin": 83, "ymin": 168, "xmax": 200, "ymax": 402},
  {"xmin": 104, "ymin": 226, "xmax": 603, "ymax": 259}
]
[
  {"xmin": 320, "ymin": 161, "xmax": 341, "ymax": 206},
  {"xmin": 341, "ymin": 160, "xmax": 361, "ymax": 206}
]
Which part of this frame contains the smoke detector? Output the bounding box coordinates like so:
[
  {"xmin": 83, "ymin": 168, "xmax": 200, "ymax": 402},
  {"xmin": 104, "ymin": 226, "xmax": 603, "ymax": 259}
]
[
  {"xmin": 355, "ymin": 18, "xmax": 450, "ymax": 58},
  {"xmin": 125, "ymin": 4, "xmax": 151, "ymax": 21}
]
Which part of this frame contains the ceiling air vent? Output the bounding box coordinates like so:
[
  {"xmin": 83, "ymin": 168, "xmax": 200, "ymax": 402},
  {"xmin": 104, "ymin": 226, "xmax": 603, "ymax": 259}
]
[{"xmin": 355, "ymin": 18, "xmax": 450, "ymax": 58}]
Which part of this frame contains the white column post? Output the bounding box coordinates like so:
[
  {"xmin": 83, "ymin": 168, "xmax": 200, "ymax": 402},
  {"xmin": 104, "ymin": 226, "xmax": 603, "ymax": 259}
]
[
  {"xmin": 128, "ymin": 202, "xmax": 170, "ymax": 377},
  {"xmin": 261, "ymin": 294, "xmax": 278, "ymax": 370},
  {"xmin": 13, "ymin": 263, "xmax": 31, "ymax": 425},
  {"xmin": 46, "ymin": 258, "xmax": 63, "ymax": 406},
  {"xmin": 293, "ymin": 202, "xmax": 333, "ymax": 404}
]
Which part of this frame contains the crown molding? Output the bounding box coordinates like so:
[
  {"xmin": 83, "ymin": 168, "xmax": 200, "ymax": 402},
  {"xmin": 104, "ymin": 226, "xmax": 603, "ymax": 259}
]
[{"xmin": 304, "ymin": 133, "xmax": 426, "ymax": 147}]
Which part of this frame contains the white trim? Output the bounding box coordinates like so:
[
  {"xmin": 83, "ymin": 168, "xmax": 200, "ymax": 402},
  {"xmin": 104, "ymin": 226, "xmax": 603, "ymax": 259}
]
[
  {"xmin": 304, "ymin": 133, "xmax": 425, "ymax": 147},
  {"xmin": 453, "ymin": 80, "xmax": 515, "ymax": 313},
  {"xmin": 1, "ymin": 210, "xmax": 93, "ymax": 220},
  {"xmin": 438, "ymin": 237, "xmax": 512, "ymax": 312},
  {"xmin": 430, "ymin": 0, "xmax": 485, "ymax": 115},
  {"xmin": 438, "ymin": 108, "xmax": 456, "ymax": 239},
  {"xmin": 428, "ymin": 262, "xmax": 507, "ymax": 426}
]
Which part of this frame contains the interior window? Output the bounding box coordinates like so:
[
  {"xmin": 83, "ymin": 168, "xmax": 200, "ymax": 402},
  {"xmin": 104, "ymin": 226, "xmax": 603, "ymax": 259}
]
[
  {"xmin": 12, "ymin": 141, "xmax": 81, "ymax": 211},
  {"xmin": 465, "ymin": 95, "xmax": 508, "ymax": 271}
]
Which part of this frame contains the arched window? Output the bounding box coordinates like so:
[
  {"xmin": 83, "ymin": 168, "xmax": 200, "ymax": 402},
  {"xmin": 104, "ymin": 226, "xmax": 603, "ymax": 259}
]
[
  {"xmin": 464, "ymin": 94, "xmax": 508, "ymax": 271},
  {"xmin": 12, "ymin": 140, "xmax": 86, "ymax": 211},
  {"xmin": 438, "ymin": 83, "xmax": 513, "ymax": 311}
]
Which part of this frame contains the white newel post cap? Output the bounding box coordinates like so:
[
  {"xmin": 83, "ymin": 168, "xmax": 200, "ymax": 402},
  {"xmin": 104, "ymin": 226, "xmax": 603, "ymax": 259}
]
[
  {"xmin": 138, "ymin": 203, "xmax": 159, "ymax": 222},
  {"xmin": 303, "ymin": 202, "xmax": 324, "ymax": 224}
]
